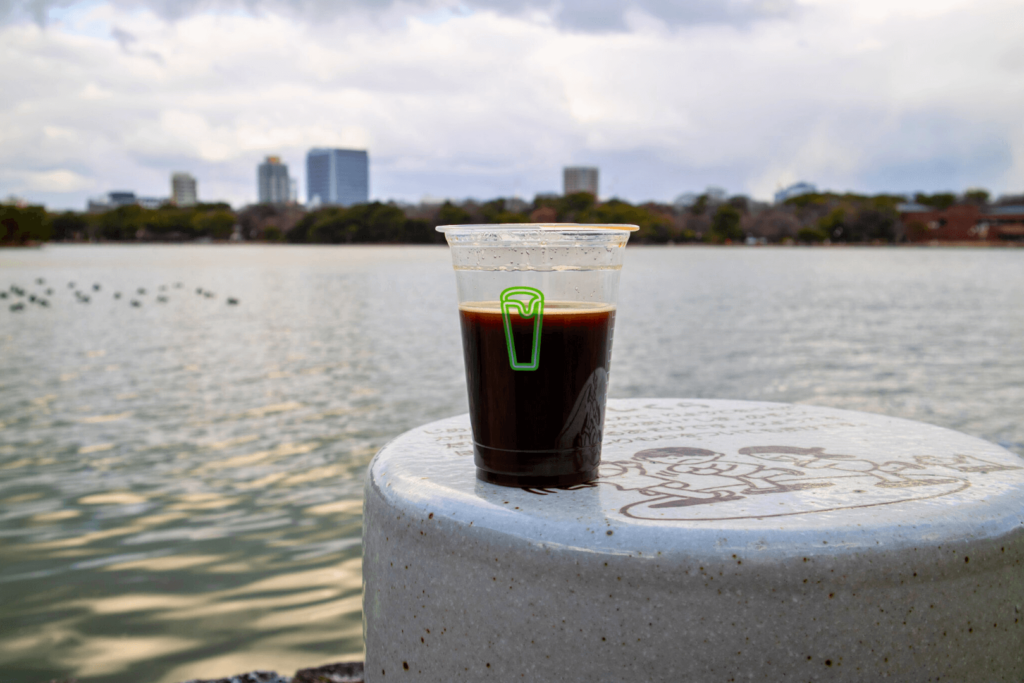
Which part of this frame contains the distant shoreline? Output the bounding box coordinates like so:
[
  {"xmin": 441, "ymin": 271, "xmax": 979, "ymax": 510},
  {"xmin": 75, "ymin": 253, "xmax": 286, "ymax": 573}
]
[{"xmin": 7, "ymin": 192, "xmax": 1024, "ymax": 246}]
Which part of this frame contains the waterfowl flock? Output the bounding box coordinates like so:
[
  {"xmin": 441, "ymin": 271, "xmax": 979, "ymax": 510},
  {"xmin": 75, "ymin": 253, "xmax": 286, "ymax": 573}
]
[{"xmin": 3, "ymin": 277, "xmax": 240, "ymax": 314}]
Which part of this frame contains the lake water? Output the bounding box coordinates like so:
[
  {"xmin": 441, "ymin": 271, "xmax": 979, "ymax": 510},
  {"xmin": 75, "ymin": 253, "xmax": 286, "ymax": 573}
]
[{"xmin": 1, "ymin": 244, "xmax": 1022, "ymax": 683}]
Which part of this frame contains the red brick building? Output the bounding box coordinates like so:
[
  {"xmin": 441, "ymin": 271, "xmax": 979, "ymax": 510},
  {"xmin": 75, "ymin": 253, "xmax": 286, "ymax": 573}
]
[{"xmin": 900, "ymin": 204, "xmax": 1024, "ymax": 242}]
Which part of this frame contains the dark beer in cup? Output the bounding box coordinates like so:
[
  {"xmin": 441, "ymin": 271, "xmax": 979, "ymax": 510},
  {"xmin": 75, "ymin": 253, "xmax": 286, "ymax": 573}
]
[
  {"xmin": 459, "ymin": 302, "xmax": 615, "ymax": 487},
  {"xmin": 439, "ymin": 225, "xmax": 636, "ymax": 488}
]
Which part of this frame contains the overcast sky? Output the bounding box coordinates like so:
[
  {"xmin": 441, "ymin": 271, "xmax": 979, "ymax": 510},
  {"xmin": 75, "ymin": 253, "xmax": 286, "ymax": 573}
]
[{"xmin": 2, "ymin": 0, "xmax": 1023, "ymax": 210}]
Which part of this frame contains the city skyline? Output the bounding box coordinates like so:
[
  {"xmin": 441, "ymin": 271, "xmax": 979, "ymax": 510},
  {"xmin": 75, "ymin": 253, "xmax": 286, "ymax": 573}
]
[
  {"xmin": 44, "ymin": 176, "xmax": 1021, "ymax": 215},
  {"xmin": 2, "ymin": 1, "xmax": 1023, "ymax": 211}
]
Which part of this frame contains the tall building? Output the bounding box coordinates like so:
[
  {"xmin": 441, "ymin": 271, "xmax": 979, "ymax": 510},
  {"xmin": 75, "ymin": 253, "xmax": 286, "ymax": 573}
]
[
  {"xmin": 258, "ymin": 156, "xmax": 291, "ymax": 204},
  {"xmin": 306, "ymin": 148, "xmax": 369, "ymax": 207},
  {"xmin": 563, "ymin": 167, "xmax": 599, "ymax": 196},
  {"xmin": 171, "ymin": 172, "xmax": 197, "ymax": 207}
]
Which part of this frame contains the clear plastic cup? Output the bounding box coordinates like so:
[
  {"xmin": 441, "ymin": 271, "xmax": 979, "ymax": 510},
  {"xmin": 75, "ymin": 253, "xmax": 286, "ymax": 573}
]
[{"xmin": 438, "ymin": 223, "xmax": 638, "ymax": 488}]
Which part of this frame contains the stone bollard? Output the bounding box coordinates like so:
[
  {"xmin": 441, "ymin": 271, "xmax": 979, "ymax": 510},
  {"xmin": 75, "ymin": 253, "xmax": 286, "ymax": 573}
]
[{"xmin": 363, "ymin": 399, "xmax": 1024, "ymax": 681}]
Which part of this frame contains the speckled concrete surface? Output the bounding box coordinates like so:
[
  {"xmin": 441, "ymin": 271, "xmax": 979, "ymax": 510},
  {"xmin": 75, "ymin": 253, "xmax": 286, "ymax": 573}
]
[{"xmin": 363, "ymin": 399, "xmax": 1024, "ymax": 681}]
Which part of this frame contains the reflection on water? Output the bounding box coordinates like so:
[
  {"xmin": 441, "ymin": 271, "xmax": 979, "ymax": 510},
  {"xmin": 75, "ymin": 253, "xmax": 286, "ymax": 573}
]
[
  {"xmin": 0, "ymin": 245, "xmax": 466, "ymax": 683},
  {"xmin": 1, "ymin": 245, "xmax": 1023, "ymax": 683}
]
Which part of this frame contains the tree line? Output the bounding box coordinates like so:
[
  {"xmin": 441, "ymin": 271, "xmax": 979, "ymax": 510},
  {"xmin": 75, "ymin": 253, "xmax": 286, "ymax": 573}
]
[
  {"xmin": 1, "ymin": 202, "xmax": 235, "ymax": 244},
  {"xmin": 2, "ymin": 187, "xmax": 1013, "ymax": 246},
  {"xmin": 235, "ymin": 192, "xmax": 904, "ymax": 245}
]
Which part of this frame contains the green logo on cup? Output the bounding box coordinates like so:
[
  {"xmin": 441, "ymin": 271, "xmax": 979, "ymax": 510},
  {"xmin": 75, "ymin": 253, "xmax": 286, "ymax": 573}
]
[{"xmin": 500, "ymin": 286, "xmax": 544, "ymax": 371}]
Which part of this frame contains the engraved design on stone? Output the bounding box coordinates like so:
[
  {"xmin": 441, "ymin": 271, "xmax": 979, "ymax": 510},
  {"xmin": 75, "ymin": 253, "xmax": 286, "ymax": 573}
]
[
  {"xmin": 416, "ymin": 401, "xmax": 1023, "ymax": 522},
  {"xmin": 601, "ymin": 445, "xmax": 1019, "ymax": 521}
]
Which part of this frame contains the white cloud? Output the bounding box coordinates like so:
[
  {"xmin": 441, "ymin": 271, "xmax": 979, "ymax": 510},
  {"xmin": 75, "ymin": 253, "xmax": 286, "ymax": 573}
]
[
  {"xmin": 4, "ymin": 168, "xmax": 95, "ymax": 192},
  {"xmin": 0, "ymin": 0, "xmax": 1023, "ymax": 209},
  {"xmin": 3, "ymin": 0, "xmax": 801, "ymax": 31}
]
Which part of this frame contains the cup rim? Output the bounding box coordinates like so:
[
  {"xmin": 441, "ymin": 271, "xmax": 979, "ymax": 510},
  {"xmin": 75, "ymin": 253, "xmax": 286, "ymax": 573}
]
[{"xmin": 436, "ymin": 223, "xmax": 639, "ymax": 233}]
